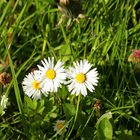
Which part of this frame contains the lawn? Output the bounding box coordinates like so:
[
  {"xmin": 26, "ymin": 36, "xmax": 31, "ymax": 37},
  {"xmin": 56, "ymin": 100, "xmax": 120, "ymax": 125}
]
[{"xmin": 0, "ymin": 0, "xmax": 140, "ymax": 139}]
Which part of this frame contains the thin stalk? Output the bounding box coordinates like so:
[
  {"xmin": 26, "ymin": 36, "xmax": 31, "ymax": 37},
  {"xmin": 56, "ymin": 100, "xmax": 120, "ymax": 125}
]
[
  {"xmin": 6, "ymin": 45, "xmax": 23, "ymax": 114},
  {"xmin": 81, "ymin": 108, "xmax": 95, "ymax": 133},
  {"xmin": 66, "ymin": 94, "xmax": 81, "ymax": 139}
]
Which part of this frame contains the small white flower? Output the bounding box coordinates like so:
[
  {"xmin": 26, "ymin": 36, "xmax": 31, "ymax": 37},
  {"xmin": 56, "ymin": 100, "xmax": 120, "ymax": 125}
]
[
  {"xmin": 22, "ymin": 70, "xmax": 46, "ymax": 99},
  {"xmin": 53, "ymin": 120, "xmax": 68, "ymax": 135},
  {"xmin": 67, "ymin": 60, "xmax": 99, "ymax": 96},
  {"xmin": 38, "ymin": 57, "xmax": 67, "ymax": 92},
  {"xmin": 0, "ymin": 95, "xmax": 8, "ymax": 109},
  {"xmin": 0, "ymin": 95, "xmax": 8, "ymax": 115}
]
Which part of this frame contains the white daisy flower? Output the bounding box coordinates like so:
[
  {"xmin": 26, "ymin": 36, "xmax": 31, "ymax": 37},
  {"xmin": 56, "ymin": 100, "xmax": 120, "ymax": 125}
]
[
  {"xmin": 53, "ymin": 120, "xmax": 68, "ymax": 135},
  {"xmin": 37, "ymin": 57, "xmax": 67, "ymax": 92},
  {"xmin": 22, "ymin": 70, "xmax": 45, "ymax": 99},
  {"xmin": 67, "ymin": 60, "xmax": 99, "ymax": 96}
]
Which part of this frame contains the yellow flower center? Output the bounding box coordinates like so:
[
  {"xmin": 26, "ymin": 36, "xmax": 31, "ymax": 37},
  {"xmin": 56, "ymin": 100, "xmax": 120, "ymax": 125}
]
[
  {"xmin": 56, "ymin": 123, "xmax": 65, "ymax": 130},
  {"xmin": 46, "ymin": 69, "xmax": 56, "ymax": 80},
  {"xmin": 76, "ymin": 73, "xmax": 86, "ymax": 83},
  {"xmin": 33, "ymin": 80, "xmax": 40, "ymax": 89}
]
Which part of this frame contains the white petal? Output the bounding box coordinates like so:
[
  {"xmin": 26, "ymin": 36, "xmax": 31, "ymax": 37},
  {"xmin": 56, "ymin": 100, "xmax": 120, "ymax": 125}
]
[
  {"xmin": 54, "ymin": 60, "xmax": 63, "ymax": 70},
  {"xmin": 85, "ymin": 81, "xmax": 95, "ymax": 92},
  {"xmin": 81, "ymin": 84, "xmax": 87, "ymax": 96}
]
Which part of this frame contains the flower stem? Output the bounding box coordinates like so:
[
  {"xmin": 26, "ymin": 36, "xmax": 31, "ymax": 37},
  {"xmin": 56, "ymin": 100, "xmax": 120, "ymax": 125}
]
[{"xmin": 66, "ymin": 94, "xmax": 81, "ymax": 139}]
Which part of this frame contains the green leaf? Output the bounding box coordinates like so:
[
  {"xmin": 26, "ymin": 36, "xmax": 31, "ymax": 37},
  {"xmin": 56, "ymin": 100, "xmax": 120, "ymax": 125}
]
[
  {"xmin": 59, "ymin": 44, "xmax": 71, "ymax": 62},
  {"xmin": 63, "ymin": 103, "xmax": 76, "ymax": 119},
  {"xmin": 95, "ymin": 112, "xmax": 112, "ymax": 128},
  {"xmin": 45, "ymin": 97, "xmax": 54, "ymax": 113},
  {"xmin": 0, "ymin": 130, "xmax": 7, "ymax": 140},
  {"xmin": 96, "ymin": 112, "xmax": 113, "ymax": 140},
  {"xmin": 6, "ymin": 45, "xmax": 23, "ymax": 114},
  {"xmin": 36, "ymin": 100, "xmax": 45, "ymax": 114},
  {"xmin": 24, "ymin": 96, "xmax": 37, "ymax": 110},
  {"xmin": 49, "ymin": 112, "xmax": 57, "ymax": 118}
]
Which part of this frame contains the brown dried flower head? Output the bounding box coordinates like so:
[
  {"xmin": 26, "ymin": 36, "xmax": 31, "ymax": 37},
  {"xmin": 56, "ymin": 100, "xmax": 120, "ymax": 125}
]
[
  {"xmin": 94, "ymin": 100, "xmax": 102, "ymax": 111},
  {"xmin": 0, "ymin": 72, "xmax": 12, "ymax": 86}
]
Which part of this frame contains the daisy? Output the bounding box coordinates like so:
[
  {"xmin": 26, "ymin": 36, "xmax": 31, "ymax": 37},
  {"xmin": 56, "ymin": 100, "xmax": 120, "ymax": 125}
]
[
  {"xmin": 67, "ymin": 60, "xmax": 99, "ymax": 96},
  {"xmin": 22, "ymin": 70, "xmax": 45, "ymax": 99},
  {"xmin": 53, "ymin": 120, "xmax": 68, "ymax": 135},
  {"xmin": 37, "ymin": 57, "xmax": 67, "ymax": 92}
]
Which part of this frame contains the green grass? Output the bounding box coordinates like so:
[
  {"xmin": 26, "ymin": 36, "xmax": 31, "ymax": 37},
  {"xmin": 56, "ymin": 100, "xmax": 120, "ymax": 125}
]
[{"xmin": 0, "ymin": 0, "xmax": 140, "ymax": 139}]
